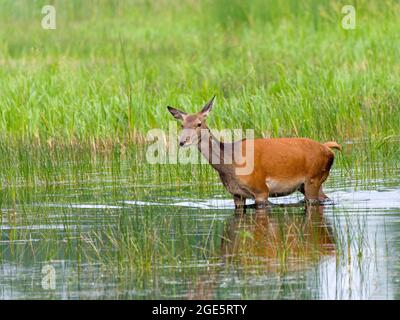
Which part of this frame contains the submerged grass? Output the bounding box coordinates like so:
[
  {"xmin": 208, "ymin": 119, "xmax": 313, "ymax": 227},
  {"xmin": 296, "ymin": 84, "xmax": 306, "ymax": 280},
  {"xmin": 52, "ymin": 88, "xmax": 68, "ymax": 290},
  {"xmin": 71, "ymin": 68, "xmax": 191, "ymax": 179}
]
[
  {"xmin": 0, "ymin": 138, "xmax": 397, "ymax": 298},
  {"xmin": 0, "ymin": 0, "xmax": 399, "ymax": 299}
]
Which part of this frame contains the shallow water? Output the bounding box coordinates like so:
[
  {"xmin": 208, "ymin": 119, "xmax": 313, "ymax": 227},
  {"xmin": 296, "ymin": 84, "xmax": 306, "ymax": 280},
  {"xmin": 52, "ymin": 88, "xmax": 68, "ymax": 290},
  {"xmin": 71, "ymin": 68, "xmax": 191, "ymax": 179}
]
[{"xmin": 0, "ymin": 161, "xmax": 399, "ymax": 299}]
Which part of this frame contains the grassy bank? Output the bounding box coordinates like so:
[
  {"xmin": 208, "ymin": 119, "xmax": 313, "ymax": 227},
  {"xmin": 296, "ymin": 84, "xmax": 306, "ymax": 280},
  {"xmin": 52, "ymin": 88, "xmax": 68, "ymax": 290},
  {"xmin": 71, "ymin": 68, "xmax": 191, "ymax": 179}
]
[{"xmin": 0, "ymin": 0, "xmax": 399, "ymax": 147}]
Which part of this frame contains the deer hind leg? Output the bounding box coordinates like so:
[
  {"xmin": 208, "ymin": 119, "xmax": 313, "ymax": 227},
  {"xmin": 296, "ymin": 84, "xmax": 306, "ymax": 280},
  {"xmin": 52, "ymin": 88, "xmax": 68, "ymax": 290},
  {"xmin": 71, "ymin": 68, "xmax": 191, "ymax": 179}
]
[
  {"xmin": 303, "ymin": 178, "xmax": 322, "ymax": 205},
  {"xmin": 303, "ymin": 169, "xmax": 332, "ymax": 204},
  {"xmin": 300, "ymin": 183, "xmax": 330, "ymax": 204},
  {"xmin": 316, "ymin": 155, "xmax": 334, "ymax": 202},
  {"xmin": 318, "ymin": 186, "xmax": 329, "ymax": 201}
]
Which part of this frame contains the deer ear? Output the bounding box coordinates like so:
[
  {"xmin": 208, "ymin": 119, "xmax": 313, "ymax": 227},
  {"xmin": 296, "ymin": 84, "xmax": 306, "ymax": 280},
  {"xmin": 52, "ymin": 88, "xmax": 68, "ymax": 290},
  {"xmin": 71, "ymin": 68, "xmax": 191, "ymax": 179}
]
[
  {"xmin": 200, "ymin": 96, "xmax": 215, "ymax": 117},
  {"xmin": 167, "ymin": 106, "xmax": 187, "ymax": 121}
]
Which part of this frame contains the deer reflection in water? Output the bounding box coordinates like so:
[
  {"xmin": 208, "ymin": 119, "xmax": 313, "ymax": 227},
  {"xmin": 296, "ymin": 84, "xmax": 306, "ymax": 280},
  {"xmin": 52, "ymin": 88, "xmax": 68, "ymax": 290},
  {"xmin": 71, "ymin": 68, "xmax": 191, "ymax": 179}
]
[
  {"xmin": 222, "ymin": 204, "xmax": 335, "ymax": 271},
  {"xmin": 187, "ymin": 204, "xmax": 335, "ymax": 299}
]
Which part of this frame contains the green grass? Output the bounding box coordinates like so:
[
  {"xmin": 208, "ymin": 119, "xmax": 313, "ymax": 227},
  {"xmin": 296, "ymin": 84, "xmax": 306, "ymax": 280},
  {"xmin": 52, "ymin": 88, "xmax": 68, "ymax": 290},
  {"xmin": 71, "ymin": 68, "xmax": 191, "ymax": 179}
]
[
  {"xmin": 0, "ymin": 137, "xmax": 397, "ymax": 298},
  {"xmin": 0, "ymin": 0, "xmax": 399, "ymax": 148},
  {"xmin": 0, "ymin": 0, "xmax": 399, "ymax": 300}
]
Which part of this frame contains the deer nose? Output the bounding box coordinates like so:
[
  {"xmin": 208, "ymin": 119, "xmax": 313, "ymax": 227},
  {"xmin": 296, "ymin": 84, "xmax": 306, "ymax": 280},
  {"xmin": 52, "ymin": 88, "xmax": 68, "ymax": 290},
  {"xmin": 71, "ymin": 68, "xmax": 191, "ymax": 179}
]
[{"xmin": 179, "ymin": 136, "xmax": 190, "ymax": 147}]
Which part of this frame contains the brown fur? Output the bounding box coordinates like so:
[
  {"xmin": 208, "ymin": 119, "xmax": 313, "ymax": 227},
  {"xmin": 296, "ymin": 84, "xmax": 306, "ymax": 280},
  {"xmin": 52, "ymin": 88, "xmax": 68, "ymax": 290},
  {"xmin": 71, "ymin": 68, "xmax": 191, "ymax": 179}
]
[
  {"xmin": 168, "ymin": 97, "xmax": 341, "ymax": 208},
  {"xmin": 233, "ymin": 137, "xmax": 340, "ymax": 206}
]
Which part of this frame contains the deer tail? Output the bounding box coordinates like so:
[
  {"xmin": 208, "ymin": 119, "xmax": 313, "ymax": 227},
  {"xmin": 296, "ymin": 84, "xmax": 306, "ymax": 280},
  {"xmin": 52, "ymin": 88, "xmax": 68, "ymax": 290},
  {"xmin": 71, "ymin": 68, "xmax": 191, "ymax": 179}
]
[{"xmin": 323, "ymin": 141, "xmax": 342, "ymax": 151}]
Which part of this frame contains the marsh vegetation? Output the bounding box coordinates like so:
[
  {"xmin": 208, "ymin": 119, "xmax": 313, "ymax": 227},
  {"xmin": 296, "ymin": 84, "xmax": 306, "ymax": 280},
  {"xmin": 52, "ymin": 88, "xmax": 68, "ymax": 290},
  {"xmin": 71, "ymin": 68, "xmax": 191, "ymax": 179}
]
[{"xmin": 0, "ymin": 0, "xmax": 399, "ymax": 299}]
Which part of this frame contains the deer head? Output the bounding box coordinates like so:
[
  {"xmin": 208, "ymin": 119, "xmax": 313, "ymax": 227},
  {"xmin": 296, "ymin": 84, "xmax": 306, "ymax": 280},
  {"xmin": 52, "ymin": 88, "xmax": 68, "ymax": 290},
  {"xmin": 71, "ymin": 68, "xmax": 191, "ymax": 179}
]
[{"xmin": 167, "ymin": 96, "xmax": 215, "ymax": 147}]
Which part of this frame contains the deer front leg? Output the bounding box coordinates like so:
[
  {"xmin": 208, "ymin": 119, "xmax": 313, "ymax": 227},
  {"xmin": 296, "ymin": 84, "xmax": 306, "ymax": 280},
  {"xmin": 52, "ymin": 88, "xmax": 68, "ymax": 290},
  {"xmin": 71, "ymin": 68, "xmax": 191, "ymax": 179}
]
[
  {"xmin": 233, "ymin": 195, "xmax": 246, "ymax": 208},
  {"xmin": 253, "ymin": 185, "xmax": 270, "ymax": 209},
  {"xmin": 254, "ymin": 193, "xmax": 269, "ymax": 209}
]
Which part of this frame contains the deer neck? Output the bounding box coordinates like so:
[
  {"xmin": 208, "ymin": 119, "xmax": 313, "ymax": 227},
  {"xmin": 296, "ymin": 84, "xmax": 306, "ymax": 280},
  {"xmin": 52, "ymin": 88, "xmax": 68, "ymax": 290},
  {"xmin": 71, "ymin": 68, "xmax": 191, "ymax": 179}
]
[{"xmin": 197, "ymin": 127, "xmax": 228, "ymax": 171}]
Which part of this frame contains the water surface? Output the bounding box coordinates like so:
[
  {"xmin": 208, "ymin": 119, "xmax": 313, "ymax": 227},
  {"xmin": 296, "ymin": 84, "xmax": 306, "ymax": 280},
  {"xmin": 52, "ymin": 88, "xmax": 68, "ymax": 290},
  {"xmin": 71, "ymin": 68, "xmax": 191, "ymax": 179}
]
[{"xmin": 0, "ymin": 159, "xmax": 399, "ymax": 300}]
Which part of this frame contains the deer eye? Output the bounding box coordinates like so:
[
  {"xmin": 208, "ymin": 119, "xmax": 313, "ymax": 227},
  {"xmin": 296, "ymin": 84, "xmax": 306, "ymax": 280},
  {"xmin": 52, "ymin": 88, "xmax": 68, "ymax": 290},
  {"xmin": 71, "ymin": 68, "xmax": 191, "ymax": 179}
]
[{"xmin": 197, "ymin": 123, "xmax": 202, "ymax": 127}]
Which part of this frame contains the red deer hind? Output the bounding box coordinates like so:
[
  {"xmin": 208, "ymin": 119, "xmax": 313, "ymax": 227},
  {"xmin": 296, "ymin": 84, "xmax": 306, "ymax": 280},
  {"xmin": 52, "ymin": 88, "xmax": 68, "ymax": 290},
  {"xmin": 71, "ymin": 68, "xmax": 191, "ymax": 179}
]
[{"xmin": 167, "ymin": 96, "xmax": 341, "ymax": 208}]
